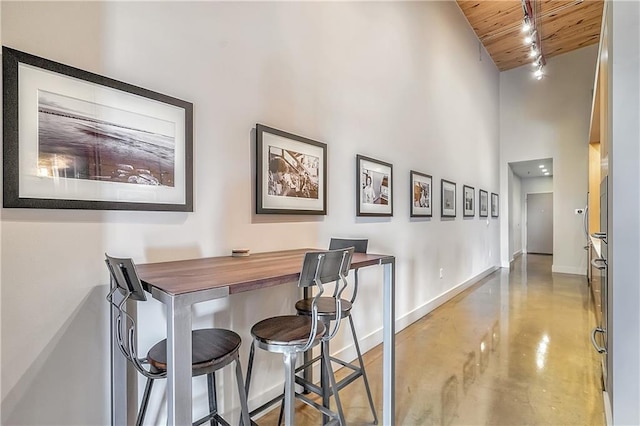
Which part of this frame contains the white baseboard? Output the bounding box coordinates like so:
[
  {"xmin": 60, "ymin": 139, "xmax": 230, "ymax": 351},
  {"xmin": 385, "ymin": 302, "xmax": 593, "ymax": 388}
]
[
  {"xmin": 552, "ymin": 264, "xmax": 586, "ymax": 275},
  {"xmin": 395, "ymin": 265, "xmax": 500, "ymax": 332}
]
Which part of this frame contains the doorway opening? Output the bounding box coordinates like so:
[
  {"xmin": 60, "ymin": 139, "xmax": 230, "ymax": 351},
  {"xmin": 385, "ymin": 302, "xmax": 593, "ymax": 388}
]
[
  {"xmin": 508, "ymin": 159, "xmax": 554, "ymax": 268},
  {"xmin": 526, "ymin": 192, "xmax": 553, "ymax": 254}
]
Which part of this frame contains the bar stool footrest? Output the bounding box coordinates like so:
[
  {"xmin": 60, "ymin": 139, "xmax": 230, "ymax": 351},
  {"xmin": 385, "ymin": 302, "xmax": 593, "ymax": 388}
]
[
  {"xmin": 296, "ymin": 393, "xmax": 341, "ymax": 424},
  {"xmin": 248, "ymin": 393, "xmax": 284, "ymax": 419},
  {"xmin": 193, "ymin": 412, "xmax": 230, "ymax": 426},
  {"xmin": 294, "ymin": 375, "xmax": 324, "ymax": 395},
  {"xmin": 295, "ymin": 354, "xmax": 364, "ymax": 394}
]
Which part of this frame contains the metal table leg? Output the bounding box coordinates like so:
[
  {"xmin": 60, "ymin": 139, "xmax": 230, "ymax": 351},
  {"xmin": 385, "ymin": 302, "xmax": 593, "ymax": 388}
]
[
  {"xmin": 152, "ymin": 287, "xmax": 229, "ymax": 426},
  {"xmin": 383, "ymin": 259, "xmax": 395, "ymax": 426},
  {"xmin": 166, "ymin": 294, "xmax": 193, "ymax": 426}
]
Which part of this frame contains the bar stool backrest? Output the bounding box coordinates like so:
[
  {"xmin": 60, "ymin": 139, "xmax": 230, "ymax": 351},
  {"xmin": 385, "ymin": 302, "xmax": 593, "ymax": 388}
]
[
  {"xmin": 328, "ymin": 238, "xmax": 368, "ymax": 303},
  {"xmin": 105, "ymin": 255, "xmax": 147, "ymax": 301},
  {"xmin": 105, "ymin": 254, "xmax": 164, "ymax": 379},
  {"xmin": 298, "ymin": 247, "xmax": 354, "ymax": 288},
  {"xmin": 329, "ymin": 238, "xmax": 368, "ymax": 254},
  {"xmin": 296, "ymin": 247, "xmax": 354, "ymax": 350}
]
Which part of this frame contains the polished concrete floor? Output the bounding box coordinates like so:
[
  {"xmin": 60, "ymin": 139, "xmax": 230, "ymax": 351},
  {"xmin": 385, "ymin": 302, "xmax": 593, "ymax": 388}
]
[{"xmin": 257, "ymin": 254, "xmax": 605, "ymax": 425}]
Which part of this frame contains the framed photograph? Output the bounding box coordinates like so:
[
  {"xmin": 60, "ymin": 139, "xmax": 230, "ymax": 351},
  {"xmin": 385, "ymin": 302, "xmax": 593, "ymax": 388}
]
[
  {"xmin": 357, "ymin": 155, "xmax": 393, "ymax": 217},
  {"xmin": 491, "ymin": 192, "xmax": 499, "ymax": 217},
  {"xmin": 256, "ymin": 124, "xmax": 326, "ymax": 215},
  {"xmin": 410, "ymin": 170, "xmax": 432, "ymax": 217},
  {"xmin": 441, "ymin": 179, "xmax": 456, "ymax": 217},
  {"xmin": 3, "ymin": 47, "xmax": 193, "ymax": 211},
  {"xmin": 479, "ymin": 189, "xmax": 489, "ymax": 217},
  {"xmin": 463, "ymin": 185, "xmax": 475, "ymax": 217}
]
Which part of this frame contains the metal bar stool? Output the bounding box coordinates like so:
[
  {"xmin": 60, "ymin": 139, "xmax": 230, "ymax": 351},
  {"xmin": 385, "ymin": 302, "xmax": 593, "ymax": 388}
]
[
  {"xmin": 293, "ymin": 238, "xmax": 378, "ymax": 425},
  {"xmin": 105, "ymin": 254, "xmax": 250, "ymax": 426},
  {"xmin": 244, "ymin": 248, "xmax": 354, "ymax": 426}
]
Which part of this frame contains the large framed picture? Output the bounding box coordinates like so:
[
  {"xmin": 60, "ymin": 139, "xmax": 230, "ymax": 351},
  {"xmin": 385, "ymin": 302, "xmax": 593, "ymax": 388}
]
[
  {"xmin": 479, "ymin": 189, "xmax": 489, "ymax": 217},
  {"xmin": 256, "ymin": 124, "xmax": 327, "ymax": 215},
  {"xmin": 357, "ymin": 155, "xmax": 393, "ymax": 217},
  {"xmin": 491, "ymin": 192, "xmax": 499, "ymax": 217},
  {"xmin": 2, "ymin": 47, "xmax": 193, "ymax": 211},
  {"xmin": 441, "ymin": 179, "xmax": 456, "ymax": 218},
  {"xmin": 410, "ymin": 170, "xmax": 432, "ymax": 218},
  {"xmin": 463, "ymin": 185, "xmax": 475, "ymax": 217}
]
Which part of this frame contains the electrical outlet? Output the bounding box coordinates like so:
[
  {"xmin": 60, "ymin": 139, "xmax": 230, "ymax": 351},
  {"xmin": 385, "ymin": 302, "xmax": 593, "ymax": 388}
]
[
  {"xmin": 575, "ymin": 208, "xmax": 584, "ymax": 215},
  {"xmin": 439, "ymin": 268, "xmax": 443, "ymax": 279}
]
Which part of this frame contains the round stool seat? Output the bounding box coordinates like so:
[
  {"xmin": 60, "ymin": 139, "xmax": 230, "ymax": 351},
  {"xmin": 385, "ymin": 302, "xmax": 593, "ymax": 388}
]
[
  {"xmin": 147, "ymin": 328, "xmax": 241, "ymax": 372},
  {"xmin": 295, "ymin": 297, "xmax": 352, "ymax": 319},
  {"xmin": 251, "ymin": 315, "xmax": 326, "ymax": 346}
]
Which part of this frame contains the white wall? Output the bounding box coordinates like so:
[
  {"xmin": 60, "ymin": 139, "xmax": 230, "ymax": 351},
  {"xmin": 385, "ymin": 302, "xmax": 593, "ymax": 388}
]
[
  {"xmin": 499, "ymin": 46, "xmax": 597, "ymax": 274},
  {"xmin": 609, "ymin": 1, "xmax": 640, "ymax": 423},
  {"xmin": 521, "ymin": 176, "xmax": 553, "ymax": 253},
  {"xmin": 521, "ymin": 176, "xmax": 553, "ymax": 196},
  {"xmin": 1, "ymin": 2, "xmax": 500, "ymax": 424},
  {"xmin": 508, "ymin": 167, "xmax": 522, "ymax": 259}
]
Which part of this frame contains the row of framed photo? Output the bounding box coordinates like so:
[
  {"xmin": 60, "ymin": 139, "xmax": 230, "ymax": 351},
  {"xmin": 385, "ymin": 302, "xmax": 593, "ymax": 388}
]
[
  {"xmin": 356, "ymin": 155, "xmax": 499, "ymax": 218},
  {"xmin": 256, "ymin": 124, "xmax": 499, "ymax": 218},
  {"xmin": 2, "ymin": 46, "xmax": 497, "ymax": 216},
  {"xmin": 409, "ymin": 173, "xmax": 499, "ymax": 219}
]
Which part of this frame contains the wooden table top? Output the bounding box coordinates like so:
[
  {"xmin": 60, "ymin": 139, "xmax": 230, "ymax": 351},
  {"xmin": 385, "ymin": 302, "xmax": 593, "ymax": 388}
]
[{"xmin": 136, "ymin": 248, "xmax": 392, "ymax": 296}]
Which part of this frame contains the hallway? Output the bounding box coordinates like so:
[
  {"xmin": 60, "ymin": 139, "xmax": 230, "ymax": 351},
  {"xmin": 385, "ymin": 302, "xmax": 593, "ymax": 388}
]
[{"xmin": 258, "ymin": 254, "xmax": 605, "ymax": 425}]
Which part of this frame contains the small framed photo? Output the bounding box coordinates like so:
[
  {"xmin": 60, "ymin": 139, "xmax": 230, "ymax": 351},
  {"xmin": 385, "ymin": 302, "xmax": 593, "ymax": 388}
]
[
  {"xmin": 463, "ymin": 185, "xmax": 475, "ymax": 217},
  {"xmin": 479, "ymin": 189, "xmax": 489, "ymax": 217},
  {"xmin": 357, "ymin": 155, "xmax": 393, "ymax": 217},
  {"xmin": 441, "ymin": 179, "xmax": 456, "ymax": 217},
  {"xmin": 491, "ymin": 192, "xmax": 499, "ymax": 217},
  {"xmin": 3, "ymin": 47, "xmax": 193, "ymax": 211},
  {"xmin": 410, "ymin": 171, "xmax": 432, "ymax": 218},
  {"xmin": 256, "ymin": 124, "xmax": 327, "ymax": 215}
]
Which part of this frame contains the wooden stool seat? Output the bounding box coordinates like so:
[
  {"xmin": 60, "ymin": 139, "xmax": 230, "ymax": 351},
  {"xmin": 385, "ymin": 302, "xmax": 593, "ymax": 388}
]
[
  {"xmin": 147, "ymin": 328, "xmax": 241, "ymax": 373},
  {"xmin": 295, "ymin": 297, "xmax": 352, "ymax": 319},
  {"xmin": 251, "ymin": 315, "xmax": 326, "ymax": 347}
]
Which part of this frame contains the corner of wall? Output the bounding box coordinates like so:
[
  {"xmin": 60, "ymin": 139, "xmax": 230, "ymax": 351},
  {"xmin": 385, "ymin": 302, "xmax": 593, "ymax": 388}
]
[{"xmin": 1, "ymin": 2, "xmax": 4, "ymax": 420}]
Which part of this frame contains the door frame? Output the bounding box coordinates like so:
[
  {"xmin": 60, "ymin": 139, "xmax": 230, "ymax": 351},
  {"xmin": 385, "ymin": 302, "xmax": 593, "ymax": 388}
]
[{"xmin": 524, "ymin": 191, "xmax": 553, "ymax": 255}]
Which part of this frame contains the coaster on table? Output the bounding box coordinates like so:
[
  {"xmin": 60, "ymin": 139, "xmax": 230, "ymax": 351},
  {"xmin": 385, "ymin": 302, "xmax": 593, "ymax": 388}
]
[{"xmin": 232, "ymin": 249, "xmax": 250, "ymax": 257}]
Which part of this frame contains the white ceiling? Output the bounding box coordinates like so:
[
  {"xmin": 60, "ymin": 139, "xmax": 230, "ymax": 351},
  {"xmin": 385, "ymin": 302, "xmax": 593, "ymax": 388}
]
[{"xmin": 509, "ymin": 158, "xmax": 553, "ymax": 179}]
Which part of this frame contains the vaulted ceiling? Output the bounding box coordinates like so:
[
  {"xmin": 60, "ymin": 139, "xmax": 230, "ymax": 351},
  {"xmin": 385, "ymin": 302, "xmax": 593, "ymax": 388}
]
[{"xmin": 456, "ymin": 0, "xmax": 604, "ymax": 71}]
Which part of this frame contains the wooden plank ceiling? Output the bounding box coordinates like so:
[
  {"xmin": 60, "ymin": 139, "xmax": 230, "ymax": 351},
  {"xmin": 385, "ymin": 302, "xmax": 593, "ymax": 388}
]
[{"xmin": 456, "ymin": 0, "xmax": 604, "ymax": 71}]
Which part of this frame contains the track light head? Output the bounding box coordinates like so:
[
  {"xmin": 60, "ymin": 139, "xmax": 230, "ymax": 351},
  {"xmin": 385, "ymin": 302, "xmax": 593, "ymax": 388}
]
[{"xmin": 534, "ymin": 67, "xmax": 544, "ymax": 79}]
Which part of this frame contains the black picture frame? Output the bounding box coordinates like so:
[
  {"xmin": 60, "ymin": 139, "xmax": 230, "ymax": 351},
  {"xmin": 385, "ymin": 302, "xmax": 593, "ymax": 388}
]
[
  {"xmin": 441, "ymin": 179, "xmax": 456, "ymax": 217},
  {"xmin": 491, "ymin": 192, "xmax": 499, "ymax": 217},
  {"xmin": 2, "ymin": 46, "xmax": 193, "ymax": 211},
  {"xmin": 463, "ymin": 185, "xmax": 475, "ymax": 217},
  {"xmin": 410, "ymin": 170, "xmax": 432, "ymax": 218},
  {"xmin": 479, "ymin": 189, "xmax": 489, "ymax": 217},
  {"xmin": 256, "ymin": 124, "xmax": 327, "ymax": 215},
  {"xmin": 357, "ymin": 155, "xmax": 393, "ymax": 217}
]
